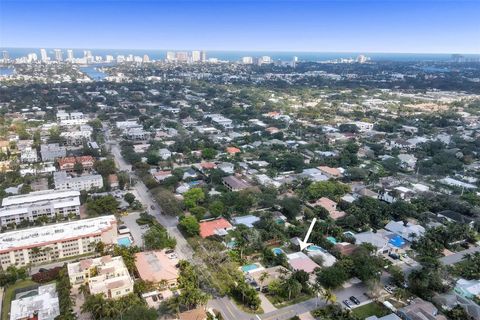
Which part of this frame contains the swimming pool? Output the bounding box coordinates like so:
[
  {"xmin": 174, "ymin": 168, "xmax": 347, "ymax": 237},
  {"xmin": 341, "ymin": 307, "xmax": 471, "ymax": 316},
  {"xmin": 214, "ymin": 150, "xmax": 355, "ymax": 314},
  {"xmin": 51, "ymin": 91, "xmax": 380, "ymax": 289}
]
[
  {"xmin": 272, "ymin": 248, "xmax": 284, "ymax": 256},
  {"xmin": 118, "ymin": 236, "xmax": 132, "ymax": 247},
  {"xmin": 326, "ymin": 236, "xmax": 337, "ymax": 244},
  {"xmin": 389, "ymin": 235, "xmax": 406, "ymax": 248},
  {"xmin": 241, "ymin": 264, "xmax": 260, "ymax": 273},
  {"xmin": 306, "ymin": 245, "xmax": 323, "ymax": 251}
]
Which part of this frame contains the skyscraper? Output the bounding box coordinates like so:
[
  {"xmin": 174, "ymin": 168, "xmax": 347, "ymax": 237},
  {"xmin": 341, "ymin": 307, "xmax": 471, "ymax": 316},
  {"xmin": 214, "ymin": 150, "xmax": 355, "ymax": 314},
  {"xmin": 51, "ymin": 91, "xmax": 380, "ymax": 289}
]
[
  {"xmin": 241, "ymin": 56, "xmax": 253, "ymax": 64},
  {"xmin": 191, "ymin": 50, "xmax": 201, "ymax": 62},
  {"xmin": 166, "ymin": 51, "xmax": 175, "ymax": 62},
  {"xmin": 2, "ymin": 50, "xmax": 9, "ymax": 62},
  {"xmin": 40, "ymin": 48, "xmax": 48, "ymax": 62},
  {"xmin": 27, "ymin": 53, "xmax": 38, "ymax": 63},
  {"xmin": 54, "ymin": 49, "xmax": 63, "ymax": 62},
  {"xmin": 200, "ymin": 51, "xmax": 207, "ymax": 63},
  {"xmin": 84, "ymin": 50, "xmax": 93, "ymax": 64},
  {"xmin": 143, "ymin": 55, "xmax": 150, "ymax": 63},
  {"xmin": 67, "ymin": 49, "xmax": 74, "ymax": 61},
  {"xmin": 175, "ymin": 51, "xmax": 188, "ymax": 63}
]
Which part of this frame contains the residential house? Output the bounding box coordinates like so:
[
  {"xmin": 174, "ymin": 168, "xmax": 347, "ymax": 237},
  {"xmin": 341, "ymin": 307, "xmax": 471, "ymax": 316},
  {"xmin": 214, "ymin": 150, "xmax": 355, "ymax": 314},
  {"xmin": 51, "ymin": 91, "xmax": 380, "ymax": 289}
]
[
  {"xmin": 199, "ymin": 218, "xmax": 233, "ymax": 238},
  {"xmin": 317, "ymin": 166, "xmax": 343, "ymax": 179},
  {"xmin": 135, "ymin": 251, "xmax": 179, "ymax": 288},
  {"xmin": 398, "ymin": 298, "xmax": 447, "ymax": 320},
  {"xmin": 310, "ymin": 197, "xmax": 347, "ymax": 220},
  {"xmin": 222, "ymin": 176, "xmax": 252, "ymax": 192}
]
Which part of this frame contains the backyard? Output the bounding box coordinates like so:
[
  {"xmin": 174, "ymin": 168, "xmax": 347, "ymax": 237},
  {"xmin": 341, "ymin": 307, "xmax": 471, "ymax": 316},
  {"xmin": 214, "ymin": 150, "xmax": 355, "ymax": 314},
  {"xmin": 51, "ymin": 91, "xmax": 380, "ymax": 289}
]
[{"xmin": 352, "ymin": 302, "xmax": 390, "ymax": 318}]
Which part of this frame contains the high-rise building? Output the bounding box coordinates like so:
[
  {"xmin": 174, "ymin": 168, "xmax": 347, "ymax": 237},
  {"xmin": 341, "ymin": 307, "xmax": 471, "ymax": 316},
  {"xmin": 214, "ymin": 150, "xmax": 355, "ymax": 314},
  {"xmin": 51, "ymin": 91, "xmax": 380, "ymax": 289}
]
[
  {"xmin": 2, "ymin": 50, "xmax": 9, "ymax": 62},
  {"xmin": 67, "ymin": 49, "xmax": 74, "ymax": 61},
  {"xmin": 143, "ymin": 54, "xmax": 150, "ymax": 63},
  {"xmin": 357, "ymin": 55, "xmax": 368, "ymax": 63},
  {"xmin": 258, "ymin": 56, "xmax": 272, "ymax": 65},
  {"xmin": 200, "ymin": 50, "xmax": 207, "ymax": 63},
  {"xmin": 166, "ymin": 51, "xmax": 175, "ymax": 62},
  {"xmin": 40, "ymin": 48, "xmax": 48, "ymax": 62},
  {"xmin": 175, "ymin": 51, "xmax": 188, "ymax": 63},
  {"xmin": 292, "ymin": 56, "xmax": 298, "ymax": 67},
  {"xmin": 191, "ymin": 50, "xmax": 201, "ymax": 62},
  {"xmin": 105, "ymin": 55, "xmax": 114, "ymax": 63},
  {"xmin": 27, "ymin": 53, "xmax": 38, "ymax": 63},
  {"xmin": 54, "ymin": 49, "xmax": 63, "ymax": 62},
  {"xmin": 84, "ymin": 50, "xmax": 93, "ymax": 64},
  {"xmin": 241, "ymin": 56, "xmax": 253, "ymax": 64}
]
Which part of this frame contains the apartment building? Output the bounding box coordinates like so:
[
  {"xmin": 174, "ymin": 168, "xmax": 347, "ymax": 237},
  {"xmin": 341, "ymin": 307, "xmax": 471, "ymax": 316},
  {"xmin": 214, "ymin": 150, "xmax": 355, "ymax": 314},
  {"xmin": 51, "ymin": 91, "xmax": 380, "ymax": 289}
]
[
  {"xmin": 0, "ymin": 189, "xmax": 81, "ymax": 226},
  {"xmin": 67, "ymin": 255, "xmax": 134, "ymax": 299},
  {"xmin": 0, "ymin": 215, "xmax": 118, "ymax": 269},
  {"xmin": 58, "ymin": 156, "xmax": 95, "ymax": 171},
  {"xmin": 20, "ymin": 147, "xmax": 38, "ymax": 163},
  {"xmin": 54, "ymin": 171, "xmax": 103, "ymax": 191},
  {"xmin": 40, "ymin": 143, "xmax": 66, "ymax": 161}
]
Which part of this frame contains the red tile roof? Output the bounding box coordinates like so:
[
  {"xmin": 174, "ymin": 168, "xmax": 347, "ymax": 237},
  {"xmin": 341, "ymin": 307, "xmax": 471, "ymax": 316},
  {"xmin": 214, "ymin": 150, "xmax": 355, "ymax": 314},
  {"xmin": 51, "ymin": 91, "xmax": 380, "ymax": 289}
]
[
  {"xmin": 199, "ymin": 218, "xmax": 233, "ymax": 238},
  {"xmin": 226, "ymin": 147, "xmax": 240, "ymax": 154}
]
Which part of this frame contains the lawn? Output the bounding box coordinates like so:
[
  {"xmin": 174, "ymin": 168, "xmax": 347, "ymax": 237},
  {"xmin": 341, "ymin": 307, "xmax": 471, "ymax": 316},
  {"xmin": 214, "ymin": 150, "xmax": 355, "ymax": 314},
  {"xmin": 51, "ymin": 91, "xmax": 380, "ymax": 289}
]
[
  {"xmin": 266, "ymin": 293, "xmax": 313, "ymax": 308},
  {"xmin": 2, "ymin": 279, "xmax": 38, "ymax": 320},
  {"xmin": 352, "ymin": 302, "xmax": 390, "ymax": 318}
]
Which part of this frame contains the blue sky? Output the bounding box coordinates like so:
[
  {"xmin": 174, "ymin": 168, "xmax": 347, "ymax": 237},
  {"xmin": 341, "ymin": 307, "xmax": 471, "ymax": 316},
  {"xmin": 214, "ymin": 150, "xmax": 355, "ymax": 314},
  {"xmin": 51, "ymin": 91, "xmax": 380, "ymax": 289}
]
[{"xmin": 1, "ymin": 0, "xmax": 479, "ymax": 53}]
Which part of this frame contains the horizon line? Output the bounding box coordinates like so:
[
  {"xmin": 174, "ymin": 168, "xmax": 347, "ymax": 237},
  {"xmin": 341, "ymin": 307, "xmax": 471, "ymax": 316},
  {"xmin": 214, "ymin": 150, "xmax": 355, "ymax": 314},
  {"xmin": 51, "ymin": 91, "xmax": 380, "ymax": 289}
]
[{"xmin": 1, "ymin": 47, "xmax": 479, "ymax": 56}]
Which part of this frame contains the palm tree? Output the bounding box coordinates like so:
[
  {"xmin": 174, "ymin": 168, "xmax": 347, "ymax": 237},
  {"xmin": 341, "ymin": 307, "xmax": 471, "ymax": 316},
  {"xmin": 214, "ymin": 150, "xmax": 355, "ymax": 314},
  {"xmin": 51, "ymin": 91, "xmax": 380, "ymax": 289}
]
[
  {"xmin": 259, "ymin": 271, "xmax": 269, "ymax": 292},
  {"xmin": 311, "ymin": 283, "xmax": 322, "ymax": 307},
  {"xmin": 321, "ymin": 288, "xmax": 336, "ymax": 305},
  {"xmin": 79, "ymin": 283, "xmax": 89, "ymax": 297}
]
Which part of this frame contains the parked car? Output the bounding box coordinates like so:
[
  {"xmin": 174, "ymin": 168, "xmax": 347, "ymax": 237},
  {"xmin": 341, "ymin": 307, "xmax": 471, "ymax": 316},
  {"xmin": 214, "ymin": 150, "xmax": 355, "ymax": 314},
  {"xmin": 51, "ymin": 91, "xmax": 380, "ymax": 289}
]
[
  {"xmin": 349, "ymin": 296, "xmax": 360, "ymax": 305},
  {"xmin": 343, "ymin": 300, "xmax": 352, "ymax": 309},
  {"xmin": 384, "ymin": 285, "xmax": 394, "ymax": 294}
]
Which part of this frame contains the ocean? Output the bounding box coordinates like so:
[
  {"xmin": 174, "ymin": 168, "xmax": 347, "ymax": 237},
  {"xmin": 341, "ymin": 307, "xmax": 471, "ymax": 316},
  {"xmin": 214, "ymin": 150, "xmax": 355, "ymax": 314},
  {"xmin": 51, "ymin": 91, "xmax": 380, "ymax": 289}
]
[{"xmin": 2, "ymin": 48, "xmax": 479, "ymax": 63}]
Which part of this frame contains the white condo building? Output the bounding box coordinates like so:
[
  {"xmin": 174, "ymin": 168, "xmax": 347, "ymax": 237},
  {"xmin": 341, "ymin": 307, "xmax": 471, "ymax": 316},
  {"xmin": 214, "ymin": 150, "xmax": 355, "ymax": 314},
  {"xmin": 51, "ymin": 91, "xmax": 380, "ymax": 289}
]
[
  {"xmin": 68, "ymin": 255, "xmax": 134, "ymax": 299},
  {"xmin": 0, "ymin": 215, "xmax": 118, "ymax": 269},
  {"xmin": 54, "ymin": 171, "xmax": 104, "ymax": 191},
  {"xmin": 0, "ymin": 190, "xmax": 80, "ymax": 226}
]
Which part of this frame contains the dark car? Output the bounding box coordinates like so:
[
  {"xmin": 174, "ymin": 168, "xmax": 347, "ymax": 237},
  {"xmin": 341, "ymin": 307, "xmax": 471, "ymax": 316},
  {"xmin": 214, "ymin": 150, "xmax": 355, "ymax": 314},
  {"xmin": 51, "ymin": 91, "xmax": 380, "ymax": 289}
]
[
  {"xmin": 343, "ymin": 300, "xmax": 352, "ymax": 309},
  {"xmin": 349, "ymin": 296, "xmax": 360, "ymax": 305},
  {"xmin": 39, "ymin": 268, "xmax": 48, "ymax": 273},
  {"xmin": 165, "ymin": 249, "xmax": 174, "ymax": 254}
]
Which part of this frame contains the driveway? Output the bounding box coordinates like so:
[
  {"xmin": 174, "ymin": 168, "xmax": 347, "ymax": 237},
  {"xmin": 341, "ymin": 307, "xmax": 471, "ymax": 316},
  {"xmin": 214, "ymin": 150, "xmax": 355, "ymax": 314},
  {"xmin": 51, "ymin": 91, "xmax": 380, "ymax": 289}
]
[
  {"xmin": 120, "ymin": 211, "xmax": 146, "ymax": 247},
  {"xmin": 258, "ymin": 293, "xmax": 277, "ymax": 313},
  {"xmin": 440, "ymin": 245, "xmax": 480, "ymax": 266}
]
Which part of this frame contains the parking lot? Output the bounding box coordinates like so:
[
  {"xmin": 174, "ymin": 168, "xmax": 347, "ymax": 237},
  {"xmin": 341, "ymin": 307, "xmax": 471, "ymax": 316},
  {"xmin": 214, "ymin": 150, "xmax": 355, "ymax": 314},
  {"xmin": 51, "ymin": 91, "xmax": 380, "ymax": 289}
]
[{"xmin": 120, "ymin": 211, "xmax": 149, "ymax": 247}]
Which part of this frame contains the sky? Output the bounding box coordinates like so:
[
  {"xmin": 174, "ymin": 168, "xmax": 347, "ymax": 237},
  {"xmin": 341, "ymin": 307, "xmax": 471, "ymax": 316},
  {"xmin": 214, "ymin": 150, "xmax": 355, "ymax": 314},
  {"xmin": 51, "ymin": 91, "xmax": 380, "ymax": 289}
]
[{"xmin": 1, "ymin": 0, "xmax": 479, "ymax": 54}]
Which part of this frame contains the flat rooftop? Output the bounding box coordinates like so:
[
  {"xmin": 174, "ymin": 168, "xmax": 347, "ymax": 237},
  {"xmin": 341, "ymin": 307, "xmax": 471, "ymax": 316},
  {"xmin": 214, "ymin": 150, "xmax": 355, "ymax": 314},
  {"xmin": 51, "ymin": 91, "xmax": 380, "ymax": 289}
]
[
  {"xmin": 10, "ymin": 283, "xmax": 60, "ymax": 320},
  {"xmin": 2, "ymin": 189, "xmax": 80, "ymax": 207},
  {"xmin": 0, "ymin": 215, "xmax": 116, "ymax": 252}
]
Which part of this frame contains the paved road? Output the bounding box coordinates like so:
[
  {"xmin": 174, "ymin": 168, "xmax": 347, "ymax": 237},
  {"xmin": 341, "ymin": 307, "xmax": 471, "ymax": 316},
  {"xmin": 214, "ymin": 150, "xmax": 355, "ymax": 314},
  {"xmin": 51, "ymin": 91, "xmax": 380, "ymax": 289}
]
[
  {"xmin": 209, "ymin": 282, "xmax": 370, "ymax": 320},
  {"xmin": 108, "ymin": 137, "xmax": 194, "ymax": 260}
]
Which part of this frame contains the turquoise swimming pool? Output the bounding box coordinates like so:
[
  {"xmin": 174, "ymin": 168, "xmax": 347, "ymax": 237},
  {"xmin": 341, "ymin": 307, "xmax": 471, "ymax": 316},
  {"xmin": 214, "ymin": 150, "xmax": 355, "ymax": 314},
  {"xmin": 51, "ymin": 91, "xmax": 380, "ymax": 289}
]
[
  {"xmin": 306, "ymin": 245, "xmax": 322, "ymax": 251},
  {"xmin": 118, "ymin": 236, "xmax": 132, "ymax": 247},
  {"xmin": 241, "ymin": 264, "xmax": 260, "ymax": 273},
  {"xmin": 326, "ymin": 236, "xmax": 337, "ymax": 244}
]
